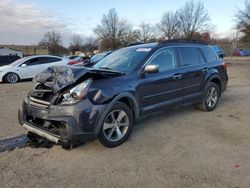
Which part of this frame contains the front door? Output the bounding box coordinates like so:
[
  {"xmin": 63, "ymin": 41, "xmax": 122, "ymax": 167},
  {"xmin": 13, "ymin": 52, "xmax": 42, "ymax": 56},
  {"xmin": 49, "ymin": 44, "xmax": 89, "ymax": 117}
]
[
  {"xmin": 139, "ymin": 47, "xmax": 183, "ymax": 115},
  {"xmin": 19, "ymin": 57, "xmax": 42, "ymax": 79}
]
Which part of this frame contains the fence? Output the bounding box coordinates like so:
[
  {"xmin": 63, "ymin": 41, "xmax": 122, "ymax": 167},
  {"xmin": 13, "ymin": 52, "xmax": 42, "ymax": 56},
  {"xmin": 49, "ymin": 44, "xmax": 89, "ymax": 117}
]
[{"xmin": 219, "ymin": 42, "xmax": 250, "ymax": 57}]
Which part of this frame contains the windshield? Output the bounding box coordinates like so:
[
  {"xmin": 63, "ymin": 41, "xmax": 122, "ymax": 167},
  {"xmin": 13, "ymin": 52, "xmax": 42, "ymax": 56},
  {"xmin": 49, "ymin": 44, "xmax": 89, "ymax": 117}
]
[
  {"xmin": 93, "ymin": 47, "xmax": 151, "ymax": 73},
  {"xmin": 10, "ymin": 58, "xmax": 26, "ymax": 66},
  {"xmin": 91, "ymin": 54, "xmax": 106, "ymax": 63}
]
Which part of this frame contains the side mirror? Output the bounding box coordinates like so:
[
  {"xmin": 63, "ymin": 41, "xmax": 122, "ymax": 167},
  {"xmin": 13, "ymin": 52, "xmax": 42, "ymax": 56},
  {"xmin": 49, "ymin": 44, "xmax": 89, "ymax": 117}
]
[
  {"xmin": 144, "ymin": 64, "xmax": 159, "ymax": 74},
  {"xmin": 21, "ymin": 64, "xmax": 27, "ymax": 67},
  {"xmin": 219, "ymin": 54, "xmax": 224, "ymax": 59}
]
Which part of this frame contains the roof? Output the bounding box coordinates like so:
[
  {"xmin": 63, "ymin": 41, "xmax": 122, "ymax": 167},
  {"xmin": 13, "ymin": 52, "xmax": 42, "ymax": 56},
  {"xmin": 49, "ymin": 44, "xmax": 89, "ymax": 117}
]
[
  {"xmin": 125, "ymin": 40, "xmax": 208, "ymax": 50},
  {"xmin": 127, "ymin": 42, "xmax": 158, "ymax": 49},
  {"xmin": 158, "ymin": 39, "xmax": 208, "ymax": 45},
  {"xmin": 24, "ymin": 55, "xmax": 62, "ymax": 58},
  {"xmin": 14, "ymin": 55, "xmax": 63, "ymax": 62}
]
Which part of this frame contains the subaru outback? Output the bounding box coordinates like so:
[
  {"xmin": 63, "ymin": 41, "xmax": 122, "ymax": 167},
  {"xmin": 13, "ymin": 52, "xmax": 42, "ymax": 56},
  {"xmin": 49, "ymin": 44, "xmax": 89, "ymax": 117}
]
[{"xmin": 18, "ymin": 40, "xmax": 228, "ymax": 148}]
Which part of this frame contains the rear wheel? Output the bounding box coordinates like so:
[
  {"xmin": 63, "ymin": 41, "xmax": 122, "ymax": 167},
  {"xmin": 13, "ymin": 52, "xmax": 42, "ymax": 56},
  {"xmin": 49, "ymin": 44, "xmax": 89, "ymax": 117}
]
[
  {"xmin": 4, "ymin": 72, "xmax": 19, "ymax": 83},
  {"xmin": 197, "ymin": 82, "xmax": 220, "ymax": 111},
  {"xmin": 98, "ymin": 102, "xmax": 133, "ymax": 147}
]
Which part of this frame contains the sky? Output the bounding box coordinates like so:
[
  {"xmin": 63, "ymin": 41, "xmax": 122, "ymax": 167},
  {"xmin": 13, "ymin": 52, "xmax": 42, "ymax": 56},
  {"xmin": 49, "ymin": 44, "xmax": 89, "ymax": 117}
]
[{"xmin": 0, "ymin": 0, "xmax": 246, "ymax": 46}]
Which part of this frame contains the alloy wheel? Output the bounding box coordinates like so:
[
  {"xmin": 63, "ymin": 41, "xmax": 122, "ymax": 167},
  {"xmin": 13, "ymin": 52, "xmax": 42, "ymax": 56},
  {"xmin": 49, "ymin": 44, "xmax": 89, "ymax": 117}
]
[
  {"xmin": 103, "ymin": 110, "xmax": 129, "ymax": 142},
  {"xmin": 206, "ymin": 87, "xmax": 218, "ymax": 108},
  {"xmin": 6, "ymin": 73, "xmax": 18, "ymax": 83}
]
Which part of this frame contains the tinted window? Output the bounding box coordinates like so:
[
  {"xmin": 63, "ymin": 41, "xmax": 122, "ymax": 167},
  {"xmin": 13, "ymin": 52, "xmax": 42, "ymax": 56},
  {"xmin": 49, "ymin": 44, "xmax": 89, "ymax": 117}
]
[
  {"xmin": 178, "ymin": 47, "xmax": 201, "ymax": 66},
  {"xmin": 148, "ymin": 48, "xmax": 177, "ymax": 72},
  {"xmin": 24, "ymin": 58, "xmax": 40, "ymax": 66},
  {"xmin": 39, "ymin": 57, "xmax": 61, "ymax": 64},
  {"xmin": 200, "ymin": 48, "xmax": 218, "ymax": 63}
]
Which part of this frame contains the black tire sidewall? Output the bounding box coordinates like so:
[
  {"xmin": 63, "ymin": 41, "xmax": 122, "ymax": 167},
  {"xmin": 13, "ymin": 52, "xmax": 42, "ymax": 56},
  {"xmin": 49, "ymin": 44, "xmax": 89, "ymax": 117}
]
[
  {"xmin": 203, "ymin": 82, "xmax": 219, "ymax": 111},
  {"xmin": 98, "ymin": 102, "xmax": 134, "ymax": 147}
]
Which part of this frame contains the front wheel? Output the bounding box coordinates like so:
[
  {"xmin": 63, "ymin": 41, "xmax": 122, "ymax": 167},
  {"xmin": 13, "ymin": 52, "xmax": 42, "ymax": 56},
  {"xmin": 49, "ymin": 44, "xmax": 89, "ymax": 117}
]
[
  {"xmin": 98, "ymin": 102, "xmax": 133, "ymax": 147},
  {"xmin": 197, "ymin": 82, "xmax": 220, "ymax": 111},
  {"xmin": 4, "ymin": 72, "xmax": 19, "ymax": 83}
]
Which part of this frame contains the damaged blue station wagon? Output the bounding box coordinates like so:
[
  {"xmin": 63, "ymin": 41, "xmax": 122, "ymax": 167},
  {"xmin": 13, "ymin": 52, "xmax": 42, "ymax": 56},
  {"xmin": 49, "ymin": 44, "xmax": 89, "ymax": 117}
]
[{"xmin": 18, "ymin": 40, "xmax": 228, "ymax": 148}]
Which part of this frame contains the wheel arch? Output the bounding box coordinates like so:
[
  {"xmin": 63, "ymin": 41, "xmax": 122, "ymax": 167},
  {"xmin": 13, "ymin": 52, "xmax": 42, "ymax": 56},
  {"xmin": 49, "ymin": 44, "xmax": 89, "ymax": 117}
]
[
  {"xmin": 206, "ymin": 74, "xmax": 222, "ymax": 96},
  {"xmin": 3, "ymin": 72, "xmax": 20, "ymax": 83},
  {"xmin": 95, "ymin": 92, "xmax": 139, "ymax": 133}
]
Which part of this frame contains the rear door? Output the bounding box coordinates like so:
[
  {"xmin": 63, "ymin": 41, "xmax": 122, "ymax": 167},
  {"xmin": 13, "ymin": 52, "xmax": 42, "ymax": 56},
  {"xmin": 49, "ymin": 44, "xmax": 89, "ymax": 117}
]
[
  {"xmin": 139, "ymin": 47, "xmax": 184, "ymax": 115},
  {"xmin": 177, "ymin": 46, "xmax": 207, "ymax": 103}
]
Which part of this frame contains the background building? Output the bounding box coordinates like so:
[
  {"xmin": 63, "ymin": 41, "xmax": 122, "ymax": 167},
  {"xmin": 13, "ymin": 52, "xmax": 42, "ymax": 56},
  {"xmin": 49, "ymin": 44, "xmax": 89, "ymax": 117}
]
[
  {"xmin": 0, "ymin": 47, "xmax": 23, "ymax": 57},
  {"xmin": 0, "ymin": 45, "xmax": 49, "ymax": 56}
]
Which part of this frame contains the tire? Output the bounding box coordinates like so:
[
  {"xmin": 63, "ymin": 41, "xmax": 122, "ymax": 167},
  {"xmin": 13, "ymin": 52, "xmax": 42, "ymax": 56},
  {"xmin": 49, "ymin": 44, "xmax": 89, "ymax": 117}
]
[
  {"xmin": 197, "ymin": 82, "xmax": 220, "ymax": 111},
  {"xmin": 4, "ymin": 72, "xmax": 19, "ymax": 83},
  {"xmin": 98, "ymin": 102, "xmax": 134, "ymax": 147}
]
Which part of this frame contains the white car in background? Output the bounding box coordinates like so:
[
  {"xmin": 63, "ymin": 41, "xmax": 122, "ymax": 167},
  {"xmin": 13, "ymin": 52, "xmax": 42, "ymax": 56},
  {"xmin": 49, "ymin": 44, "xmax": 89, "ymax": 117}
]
[{"xmin": 0, "ymin": 55, "xmax": 68, "ymax": 83}]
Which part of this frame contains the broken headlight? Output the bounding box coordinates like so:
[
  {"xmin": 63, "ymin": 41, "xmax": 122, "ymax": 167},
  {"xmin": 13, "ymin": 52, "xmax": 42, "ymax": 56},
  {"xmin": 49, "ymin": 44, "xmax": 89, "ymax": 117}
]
[{"xmin": 61, "ymin": 78, "xmax": 92, "ymax": 105}]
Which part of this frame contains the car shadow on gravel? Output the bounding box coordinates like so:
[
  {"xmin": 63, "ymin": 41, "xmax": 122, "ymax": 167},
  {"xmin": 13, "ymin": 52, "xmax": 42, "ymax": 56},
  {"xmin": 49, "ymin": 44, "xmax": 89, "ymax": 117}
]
[
  {"xmin": 0, "ymin": 78, "xmax": 32, "ymax": 84},
  {"xmin": 0, "ymin": 135, "xmax": 29, "ymax": 153},
  {"xmin": 0, "ymin": 99, "xmax": 228, "ymax": 153},
  {"xmin": 134, "ymin": 105, "xmax": 196, "ymax": 131},
  {"xmin": 0, "ymin": 133, "xmax": 56, "ymax": 153}
]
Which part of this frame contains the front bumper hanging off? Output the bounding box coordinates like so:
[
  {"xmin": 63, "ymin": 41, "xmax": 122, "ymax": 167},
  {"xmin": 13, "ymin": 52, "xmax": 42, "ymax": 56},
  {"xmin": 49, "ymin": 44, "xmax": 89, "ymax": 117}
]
[
  {"xmin": 18, "ymin": 97, "xmax": 107, "ymax": 144},
  {"xmin": 23, "ymin": 123, "xmax": 60, "ymax": 143}
]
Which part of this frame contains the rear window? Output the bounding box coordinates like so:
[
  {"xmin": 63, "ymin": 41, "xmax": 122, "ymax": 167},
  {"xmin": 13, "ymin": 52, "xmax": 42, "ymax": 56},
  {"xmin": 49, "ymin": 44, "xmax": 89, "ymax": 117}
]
[
  {"xmin": 200, "ymin": 48, "xmax": 218, "ymax": 63},
  {"xmin": 178, "ymin": 47, "xmax": 201, "ymax": 66}
]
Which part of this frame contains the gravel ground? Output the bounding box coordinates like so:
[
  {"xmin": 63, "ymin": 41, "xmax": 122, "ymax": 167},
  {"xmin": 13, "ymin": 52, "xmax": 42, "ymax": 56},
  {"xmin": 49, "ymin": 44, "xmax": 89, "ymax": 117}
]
[{"xmin": 0, "ymin": 61, "xmax": 249, "ymax": 188}]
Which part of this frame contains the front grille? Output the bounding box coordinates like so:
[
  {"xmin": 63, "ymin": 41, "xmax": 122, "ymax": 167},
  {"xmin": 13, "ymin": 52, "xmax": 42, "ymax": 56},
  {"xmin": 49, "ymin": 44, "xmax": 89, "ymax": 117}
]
[
  {"xmin": 29, "ymin": 83, "xmax": 55, "ymax": 108},
  {"xmin": 30, "ymin": 96, "xmax": 50, "ymax": 109}
]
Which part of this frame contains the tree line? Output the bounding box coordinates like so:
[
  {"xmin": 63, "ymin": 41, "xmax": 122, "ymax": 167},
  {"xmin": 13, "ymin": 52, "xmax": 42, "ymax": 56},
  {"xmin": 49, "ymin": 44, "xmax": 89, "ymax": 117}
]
[
  {"xmin": 235, "ymin": 0, "xmax": 250, "ymax": 42},
  {"xmin": 39, "ymin": 0, "xmax": 250, "ymax": 55}
]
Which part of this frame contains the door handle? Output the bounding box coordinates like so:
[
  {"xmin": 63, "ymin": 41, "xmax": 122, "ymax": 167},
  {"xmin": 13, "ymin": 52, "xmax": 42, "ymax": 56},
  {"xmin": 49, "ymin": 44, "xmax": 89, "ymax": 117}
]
[
  {"xmin": 202, "ymin": 68, "xmax": 209, "ymax": 72},
  {"xmin": 172, "ymin": 74, "xmax": 182, "ymax": 80}
]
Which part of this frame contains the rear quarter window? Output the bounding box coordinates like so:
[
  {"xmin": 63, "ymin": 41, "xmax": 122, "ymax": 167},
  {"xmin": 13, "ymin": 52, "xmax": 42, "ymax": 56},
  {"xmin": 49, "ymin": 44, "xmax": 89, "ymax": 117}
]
[{"xmin": 200, "ymin": 48, "xmax": 218, "ymax": 63}]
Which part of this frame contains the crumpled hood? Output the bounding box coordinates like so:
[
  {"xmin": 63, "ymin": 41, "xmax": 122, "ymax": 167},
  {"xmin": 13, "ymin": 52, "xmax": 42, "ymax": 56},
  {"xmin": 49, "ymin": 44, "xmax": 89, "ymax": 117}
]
[
  {"xmin": 33, "ymin": 66, "xmax": 92, "ymax": 93},
  {"xmin": 33, "ymin": 65, "xmax": 121, "ymax": 93}
]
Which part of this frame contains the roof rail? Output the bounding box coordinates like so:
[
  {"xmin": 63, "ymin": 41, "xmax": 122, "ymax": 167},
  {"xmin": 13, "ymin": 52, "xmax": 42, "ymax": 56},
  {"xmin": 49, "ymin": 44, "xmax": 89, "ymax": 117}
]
[
  {"xmin": 127, "ymin": 42, "xmax": 144, "ymax": 47},
  {"xmin": 158, "ymin": 39, "xmax": 208, "ymax": 45}
]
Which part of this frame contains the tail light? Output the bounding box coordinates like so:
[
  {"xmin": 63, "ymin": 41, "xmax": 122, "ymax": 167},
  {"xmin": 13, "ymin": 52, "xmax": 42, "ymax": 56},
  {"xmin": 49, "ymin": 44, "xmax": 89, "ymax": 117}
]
[
  {"xmin": 67, "ymin": 60, "xmax": 78, "ymax": 65},
  {"xmin": 222, "ymin": 61, "xmax": 227, "ymax": 69}
]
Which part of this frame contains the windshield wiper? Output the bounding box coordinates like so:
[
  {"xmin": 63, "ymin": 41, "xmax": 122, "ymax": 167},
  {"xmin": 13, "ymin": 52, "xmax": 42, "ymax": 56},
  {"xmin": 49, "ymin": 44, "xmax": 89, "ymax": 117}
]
[
  {"xmin": 99, "ymin": 66, "xmax": 113, "ymax": 70},
  {"xmin": 96, "ymin": 67, "xmax": 126, "ymax": 75}
]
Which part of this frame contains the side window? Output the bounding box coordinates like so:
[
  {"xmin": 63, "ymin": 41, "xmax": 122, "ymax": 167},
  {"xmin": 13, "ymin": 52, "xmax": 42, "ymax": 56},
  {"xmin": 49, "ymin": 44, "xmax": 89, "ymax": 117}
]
[
  {"xmin": 24, "ymin": 58, "xmax": 40, "ymax": 66},
  {"xmin": 39, "ymin": 57, "xmax": 62, "ymax": 64},
  {"xmin": 200, "ymin": 48, "xmax": 218, "ymax": 63},
  {"xmin": 48, "ymin": 57, "xmax": 61, "ymax": 63},
  {"xmin": 178, "ymin": 47, "xmax": 201, "ymax": 66},
  {"xmin": 148, "ymin": 48, "xmax": 177, "ymax": 72},
  {"xmin": 197, "ymin": 50, "xmax": 206, "ymax": 64}
]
